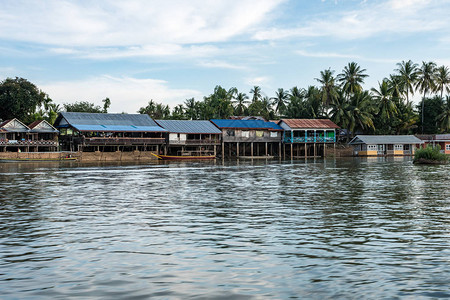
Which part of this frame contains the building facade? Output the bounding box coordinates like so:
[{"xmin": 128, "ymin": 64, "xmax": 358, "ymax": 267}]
[{"xmin": 349, "ymin": 135, "xmax": 423, "ymax": 156}]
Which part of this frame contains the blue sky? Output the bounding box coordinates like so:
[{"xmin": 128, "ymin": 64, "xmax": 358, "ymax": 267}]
[{"xmin": 1, "ymin": 0, "xmax": 450, "ymax": 113}]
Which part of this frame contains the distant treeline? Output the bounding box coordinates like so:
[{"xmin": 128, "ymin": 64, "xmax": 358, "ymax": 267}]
[{"xmin": 1, "ymin": 60, "xmax": 449, "ymax": 135}]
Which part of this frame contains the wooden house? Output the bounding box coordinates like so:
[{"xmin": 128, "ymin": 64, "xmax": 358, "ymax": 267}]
[
  {"xmin": 0, "ymin": 119, "xmax": 58, "ymax": 152},
  {"xmin": 210, "ymin": 119, "xmax": 283, "ymax": 158},
  {"xmin": 417, "ymin": 134, "xmax": 450, "ymax": 154},
  {"xmin": 349, "ymin": 135, "xmax": 423, "ymax": 156},
  {"xmin": 54, "ymin": 112, "xmax": 167, "ymax": 152},
  {"xmin": 155, "ymin": 120, "xmax": 222, "ymax": 156},
  {"xmin": 277, "ymin": 119, "xmax": 339, "ymax": 158}
]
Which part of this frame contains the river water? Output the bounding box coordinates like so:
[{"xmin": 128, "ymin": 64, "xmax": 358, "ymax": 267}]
[{"xmin": 0, "ymin": 158, "xmax": 449, "ymax": 299}]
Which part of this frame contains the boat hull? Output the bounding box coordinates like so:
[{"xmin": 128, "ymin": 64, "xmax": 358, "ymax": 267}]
[{"xmin": 152, "ymin": 153, "xmax": 215, "ymax": 160}]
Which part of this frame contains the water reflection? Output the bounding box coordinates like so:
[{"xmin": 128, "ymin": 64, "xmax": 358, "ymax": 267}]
[{"xmin": 0, "ymin": 158, "xmax": 449, "ymax": 299}]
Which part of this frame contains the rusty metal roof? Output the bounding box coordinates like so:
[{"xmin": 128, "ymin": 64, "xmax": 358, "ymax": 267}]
[{"xmin": 279, "ymin": 119, "xmax": 340, "ymax": 129}]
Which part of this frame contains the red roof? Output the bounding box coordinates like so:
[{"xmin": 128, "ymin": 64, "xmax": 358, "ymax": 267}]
[
  {"xmin": 28, "ymin": 120, "xmax": 44, "ymax": 129},
  {"xmin": 280, "ymin": 119, "xmax": 339, "ymax": 129}
]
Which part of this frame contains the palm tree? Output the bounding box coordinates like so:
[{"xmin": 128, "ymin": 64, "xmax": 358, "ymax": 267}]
[
  {"xmin": 250, "ymin": 86, "xmax": 262, "ymax": 103},
  {"xmin": 233, "ymin": 92, "xmax": 249, "ymax": 116},
  {"xmin": 416, "ymin": 61, "xmax": 437, "ymax": 133},
  {"xmin": 184, "ymin": 98, "xmax": 197, "ymax": 120},
  {"xmin": 346, "ymin": 91, "xmax": 376, "ymax": 137},
  {"xmin": 437, "ymin": 96, "xmax": 450, "ymax": 132},
  {"xmin": 395, "ymin": 60, "xmax": 418, "ymax": 103},
  {"xmin": 371, "ymin": 79, "xmax": 398, "ymax": 120},
  {"xmin": 435, "ymin": 65, "xmax": 450, "ymax": 99},
  {"xmin": 271, "ymin": 88, "xmax": 289, "ymax": 116},
  {"xmin": 261, "ymin": 96, "xmax": 274, "ymax": 120},
  {"xmin": 329, "ymin": 90, "xmax": 349, "ymax": 131},
  {"xmin": 315, "ymin": 68, "xmax": 339, "ymax": 109},
  {"xmin": 337, "ymin": 62, "xmax": 369, "ymax": 98}
]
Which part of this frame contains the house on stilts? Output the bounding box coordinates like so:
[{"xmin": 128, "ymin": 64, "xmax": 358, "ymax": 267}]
[
  {"xmin": 0, "ymin": 119, "xmax": 59, "ymax": 152},
  {"xmin": 54, "ymin": 112, "xmax": 167, "ymax": 153},
  {"xmin": 155, "ymin": 120, "xmax": 222, "ymax": 156},
  {"xmin": 210, "ymin": 119, "xmax": 283, "ymax": 158},
  {"xmin": 277, "ymin": 119, "xmax": 339, "ymax": 158}
]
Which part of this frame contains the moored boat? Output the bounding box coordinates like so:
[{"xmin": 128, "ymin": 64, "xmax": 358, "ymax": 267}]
[{"xmin": 151, "ymin": 153, "xmax": 215, "ymax": 160}]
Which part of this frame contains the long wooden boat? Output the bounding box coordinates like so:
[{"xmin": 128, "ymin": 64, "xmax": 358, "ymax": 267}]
[{"xmin": 151, "ymin": 153, "xmax": 215, "ymax": 160}]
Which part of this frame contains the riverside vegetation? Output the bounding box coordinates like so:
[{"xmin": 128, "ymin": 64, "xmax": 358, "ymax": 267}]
[
  {"xmin": 1, "ymin": 60, "xmax": 450, "ymax": 139},
  {"xmin": 413, "ymin": 145, "xmax": 449, "ymax": 164}
]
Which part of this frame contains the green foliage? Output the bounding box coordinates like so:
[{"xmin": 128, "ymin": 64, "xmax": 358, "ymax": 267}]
[
  {"xmin": 417, "ymin": 96, "xmax": 443, "ymax": 134},
  {"xmin": 414, "ymin": 145, "xmax": 448, "ymax": 162},
  {"xmin": 64, "ymin": 101, "xmax": 104, "ymax": 113},
  {"xmin": 0, "ymin": 77, "xmax": 47, "ymax": 123},
  {"xmin": 138, "ymin": 99, "xmax": 171, "ymax": 119}
]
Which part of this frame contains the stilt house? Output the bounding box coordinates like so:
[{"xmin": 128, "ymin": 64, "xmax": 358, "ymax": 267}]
[
  {"xmin": 54, "ymin": 112, "xmax": 167, "ymax": 152},
  {"xmin": 155, "ymin": 120, "xmax": 222, "ymax": 156},
  {"xmin": 417, "ymin": 134, "xmax": 450, "ymax": 154},
  {"xmin": 278, "ymin": 119, "xmax": 339, "ymax": 158},
  {"xmin": 0, "ymin": 119, "xmax": 59, "ymax": 152},
  {"xmin": 210, "ymin": 119, "xmax": 283, "ymax": 158}
]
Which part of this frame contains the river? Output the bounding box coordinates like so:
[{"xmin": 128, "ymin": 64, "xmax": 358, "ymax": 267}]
[{"xmin": 1, "ymin": 158, "xmax": 449, "ymax": 299}]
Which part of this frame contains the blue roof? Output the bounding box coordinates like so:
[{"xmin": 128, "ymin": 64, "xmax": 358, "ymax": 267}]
[
  {"xmin": 210, "ymin": 119, "xmax": 283, "ymax": 131},
  {"xmin": 55, "ymin": 112, "xmax": 166, "ymax": 132},
  {"xmin": 156, "ymin": 120, "xmax": 221, "ymax": 134}
]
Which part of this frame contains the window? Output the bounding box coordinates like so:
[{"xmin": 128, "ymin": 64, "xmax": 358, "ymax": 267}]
[
  {"xmin": 367, "ymin": 145, "xmax": 377, "ymax": 151},
  {"xmin": 404, "ymin": 144, "xmax": 410, "ymax": 151},
  {"xmin": 394, "ymin": 144, "xmax": 403, "ymax": 151},
  {"xmin": 270, "ymin": 132, "xmax": 278, "ymax": 138},
  {"xmin": 256, "ymin": 131, "xmax": 263, "ymax": 137},
  {"xmin": 241, "ymin": 131, "xmax": 249, "ymax": 138},
  {"xmin": 446, "ymin": 144, "xmax": 450, "ymax": 151},
  {"xmin": 226, "ymin": 130, "xmax": 235, "ymax": 137}
]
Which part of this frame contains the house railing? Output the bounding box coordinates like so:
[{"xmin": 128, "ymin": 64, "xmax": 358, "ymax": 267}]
[
  {"xmin": 284, "ymin": 136, "xmax": 336, "ymax": 143},
  {"xmin": 169, "ymin": 139, "xmax": 221, "ymax": 145},
  {"xmin": 84, "ymin": 137, "xmax": 165, "ymax": 145},
  {"xmin": 0, "ymin": 140, "xmax": 58, "ymax": 146}
]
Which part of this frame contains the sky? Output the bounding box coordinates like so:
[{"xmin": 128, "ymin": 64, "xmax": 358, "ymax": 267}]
[{"xmin": 1, "ymin": 0, "xmax": 450, "ymax": 113}]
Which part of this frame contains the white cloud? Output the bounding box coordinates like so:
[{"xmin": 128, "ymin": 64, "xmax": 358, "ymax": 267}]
[
  {"xmin": 198, "ymin": 60, "xmax": 246, "ymax": 70},
  {"xmin": 253, "ymin": 0, "xmax": 448, "ymax": 41},
  {"xmin": 0, "ymin": 0, "xmax": 284, "ymax": 47},
  {"xmin": 246, "ymin": 76, "xmax": 270, "ymax": 86},
  {"xmin": 40, "ymin": 75, "xmax": 203, "ymax": 113}
]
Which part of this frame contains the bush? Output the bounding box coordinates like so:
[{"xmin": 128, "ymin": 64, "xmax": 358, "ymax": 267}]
[{"xmin": 414, "ymin": 145, "xmax": 448, "ymax": 162}]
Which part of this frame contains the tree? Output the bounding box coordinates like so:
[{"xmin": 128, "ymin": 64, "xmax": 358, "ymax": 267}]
[
  {"xmin": 417, "ymin": 96, "xmax": 442, "ymax": 134},
  {"xmin": 233, "ymin": 92, "xmax": 249, "ymax": 116},
  {"xmin": 315, "ymin": 68, "xmax": 338, "ymax": 112},
  {"xmin": 184, "ymin": 98, "xmax": 198, "ymax": 120},
  {"xmin": 138, "ymin": 99, "xmax": 171, "ymax": 119},
  {"xmin": 0, "ymin": 77, "xmax": 47, "ymax": 123},
  {"xmin": 102, "ymin": 97, "xmax": 111, "ymax": 113},
  {"xmin": 346, "ymin": 91, "xmax": 376, "ymax": 137},
  {"xmin": 271, "ymin": 88, "xmax": 289, "ymax": 116},
  {"xmin": 371, "ymin": 79, "xmax": 398, "ymax": 120},
  {"xmin": 435, "ymin": 65, "xmax": 450, "ymax": 99},
  {"xmin": 395, "ymin": 60, "xmax": 418, "ymax": 103},
  {"xmin": 249, "ymin": 86, "xmax": 262, "ymax": 103},
  {"xmin": 337, "ymin": 62, "xmax": 369, "ymax": 98},
  {"xmin": 171, "ymin": 104, "xmax": 186, "ymax": 120},
  {"xmin": 437, "ymin": 96, "xmax": 450, "ymax": 132},
  {"xmin": 329, "ymin": 90, "xmax": 349, "ymax": 131},
  {"xmin": 416, "ymin": 61, "xmax": 437, "ymax": 133},
  {"xmin": 64, "ymin": 101, "xmax": 103, "ymax": 113}
]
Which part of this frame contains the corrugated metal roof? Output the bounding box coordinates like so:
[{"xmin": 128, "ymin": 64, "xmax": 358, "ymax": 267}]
[
  {"xmin": 435, "ymin": 134, "xmax": 450, "ymax": 140},
  {"xmin": 155, "ymin": 120, "xmax": 221, "ymax": 134},
  {"xmin": 211, "ymin": 119, "xmax": 283, "ymax": 131},
  {"xmin": 56, "ymin": 112, "xmax": 166, "ymax": 132},
  {"xmin": 349, "ymin": 135, "xmax": 423, "ymax": 145},
  {"xmin": 28, "ymin": 120, "xmax": 59, "ymax": 133},
  {"xmin": 280, "ymin": 119, "xmax": 340, "ymax": 129}
]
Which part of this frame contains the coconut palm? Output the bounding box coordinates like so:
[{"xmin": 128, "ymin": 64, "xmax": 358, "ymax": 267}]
[
  {"xmin": 395, "ymin": 60, "xmax": 418, "ymax": 103},
  {"xmin": 315, "ymin": 68, "xmax": 339, "ymax": 108},
  {"xmin": 329, "ymin": 90, "xmax": 349, "ymax": 130},
  {"xmin": 289, "ymin": 86, "xmax": 305, "ymax": 100},
  {"xmin": 437, "ymin": 96, "xmax": 450, "ymax": 132},
  {"xmin": 271, "ymin": 88, "xmax": 289, "ymax": 116},
  {"xmin": 346, "ymin": 90, "xmax": 376, "ymax": 136},
  {"xmin": 233, "ymin": 92, "xmax": 249, "ymax": 116},
  {"xmin": 250, "ymin": 86, "xmax": 262, "ymax": 103},
  {"xmin": 416, "ymin": 61, "xmax": 437, "ymax": 133},
  {"xmin": 184, "ymin": 98, "xmax": 197, "ymax": 120},
  {"xmin": 435, "ymin": 65, "xmax": 450, "ymax": 99},
  {"xmin": 371, "ymin": 79, "xmax": 398, "ymax": 120},
  {"xmin": 337, "ymin": 62, "xmax": 369, "ymax": 97}
]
